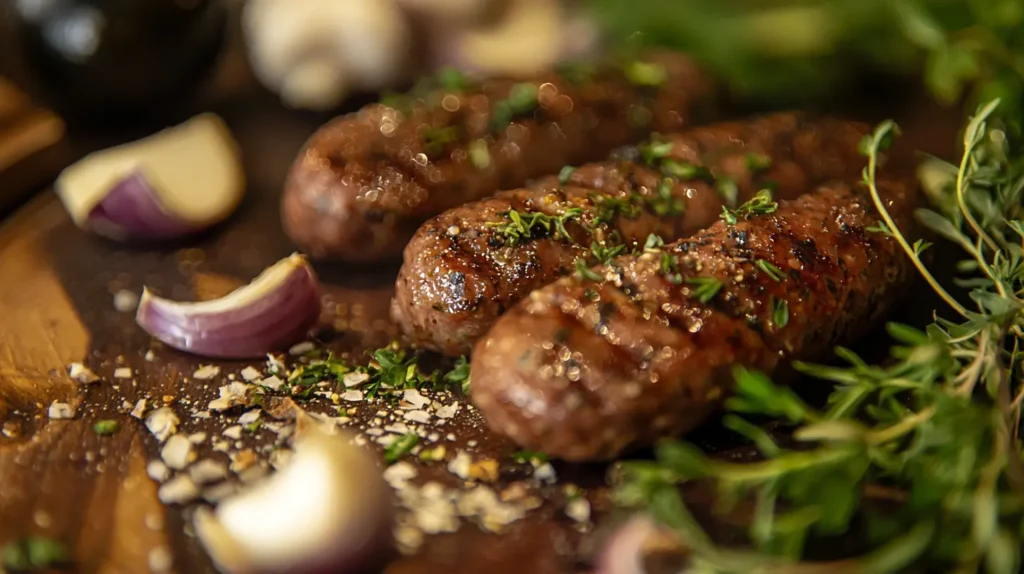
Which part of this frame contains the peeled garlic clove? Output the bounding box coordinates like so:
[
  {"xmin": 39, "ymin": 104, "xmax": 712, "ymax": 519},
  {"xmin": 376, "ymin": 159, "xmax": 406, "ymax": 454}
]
[{"xmin": 195, "ymin": 423, "xmax": 393, "ymax": 574}]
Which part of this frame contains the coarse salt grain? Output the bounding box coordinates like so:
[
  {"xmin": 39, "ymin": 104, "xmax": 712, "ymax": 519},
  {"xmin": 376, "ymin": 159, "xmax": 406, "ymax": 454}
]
[
  {"xmin": 259, "ymin": 375, "xmax": 284, "ymax": 391},
  {"xmin": 68, "ymin": 363, "xmax": 100, "ymax": 384},
  {"xmin": 202, "ymin": 482, "xmax": 237, "ymax": 503},
  {"xmin": 130, "ymin": 399, "xmax": 148, "ymax": 415},
  {"xmin": 403, "ymin": 389, "xmax": 431, "ymax": 409},
  {"xmin": 384, "ymin": 423, "xmax": 410, "ymax": 435},
  {"xmin": 565, "ymin": 498, "xmax": 591, "ymax": 523},
  {"xmin": 145, "ymin": 350, "xmax": 156, "ymax": 361},
  {"xmin": 160, "ymin": 435, "xmax": 192, "ymax": 470},
  {"xmin": 404, "ymin": 410, "xmax": 431, "ymax": 423},
  {"xmin": 113, "ymin": 367, "xmax": 133, "ymax": 379},
  {"xmin": 146, "ymin": 460, "xmax": 171, "ymax": 482},
  {"xmin": 47, "ymin": 402, "xmax": 75, "ymax": 419},
  {"xmin": 148, "ymin": 546, "xmax": 173, "ymax": 573},
  {"xmin": 342, "ymin": 390, "xmax": 363, "ymax": 402},
  {"xmin": 222, "ymin": 426, "xmax": 243, "ymax": 440},
  {"xmin": 145, "ymin": 407, "xmax": 179, "ymax": 442},
  {"xmin": 435, "ymin": 403, "xmax": 459, "ymax": 419},
  {"xmin": 113, "ymin": 289, "xmax": 139, "ymax": 313},
  {"xmin": 193, "ymin": 365, "xmax": 220, "ymax": 379},
  {"xmin": 447, "ymin": 451, "xmax": 472, "ymax": 480},
  {"xmin": 240, "ymin": 366, "xmax": 261, "ymax": 381},
  {"xmin": 343, "ymin": 372, "xmax": 370, "ymax": 388},
  {"xmin": 158, "ymin": 475, "xmax": 199, "ymax": 505},
  {"xmin": 238, "ymin": 410, "xmax": 260, "ymax": 425},
  {"xmin": 188, "ymin": 459, "xmax": 228, "ymax": 484},
  {"xmin": 289, "ymin": 341, "xmax": 315, "ymax": 355}
]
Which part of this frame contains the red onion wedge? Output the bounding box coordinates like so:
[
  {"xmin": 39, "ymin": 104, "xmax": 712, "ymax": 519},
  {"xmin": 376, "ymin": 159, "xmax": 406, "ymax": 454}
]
[
  {"xmin": 194, "ymin": 421, "xmax": 393, "ymax": 574},
  {"xmin": 595, "ymin": 514, "xmax": 689, "ymax": 574},
  {"xmin": 135, "ymin": 254, "xmax": 321, "ymax": 358},
  {"xmin": 55, "ymin": 113, "xmax": 244, "ymax": 241}
]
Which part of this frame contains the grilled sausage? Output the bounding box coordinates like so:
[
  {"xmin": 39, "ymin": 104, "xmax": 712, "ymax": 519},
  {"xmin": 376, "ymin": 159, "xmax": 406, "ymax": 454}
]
[
  {"xmin": 470, "ymin": 175, "xmax": 919, "ymax": 461},
  {"xmin": 393, "ymin": 113, "xmax": 871, "ymax": 356},
  {"xmin": 281, "ymin": 52, "xmax": 715, "ymax": 262}
]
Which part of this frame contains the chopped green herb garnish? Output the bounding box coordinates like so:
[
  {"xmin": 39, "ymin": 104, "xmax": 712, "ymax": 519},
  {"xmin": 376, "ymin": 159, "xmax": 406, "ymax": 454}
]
[
  {"xmin": 559, "ymin": 165, "xmax": 577, "ymax": 185},
  {"xmin": 644, "ymin": 233, "xmax": 666, "ymax": 250},
  {"xmin": 2, "ymin": 537, "xmax": 68, "ymax": 571},
  {"xmin": 443, "ymin": 355, "xmax": 471, "ymax": 394},
  {"xmin": 487, "ymin": 208, "xmax": 583, "ymax": 246},
  {"xmin": 385, "ymin": 433, "xmax": 420, "ymax": 463},
  {"xmin": 647, "ymin": 179, "xmax": 686, "ymax": 217},
  {"xmin": 556, "ymin": 61, "xmax": 598, "ymax": 86},
  {"xmin": 624, "ymin": 61, "xmax": 668, "ymax": 88},
  {"xmin": 720, "ymin": 189, "xmax": 778, "ymax": 225},
  {"xmin": 661, "ymin": 159, "xmax": 713, "ymax": 181},
  {"xmin": 244, "ymin": 420, "xmax": 261, "ymax": 433},
  {"xmin": 638, "ymin": 140, "xmax": 674, "ymax": 165},
  {"xmin": 594, "ymin": 194, "xmax": 643, "ymax": 225},
  {"xmin": 93, "ymin": 420, "xmax": 119, "ymax": 435},
  {"xmin": 363, "ymin": 344, "xmax": 434, "ymax": 398},
  {"xmin": 745, "ymin": 152, "xmax": 772, "ymax": 173},
  {"xmin": 591, "ymin": 241, "xmax": 626, "ymax": 265},
  {"xmin": 715, "ymin": 177, "xmax": 739, "ymax": 208},
  {"xmin": 491, "ymin": 83, "xmax": 539, "ymax": 132},
  {"xmin": 436, "ymin": 67, "xmax": 470, "ymax": 92},
  {"xmin": 468, "ymin": 138, "xmax": 490, "ymax": 170},
  {"xmin": 771, "ymin": 296, "xmax": 789, "ymax": 328},
  {"xmin": 685, "ymin": 276, "xmax": 723, "ymax": 303},
  {"xmin": 513, "ymin": 450, "xmax": 549, "ymax": 463},
  {"xmin": 755, "ymin": 259, "xmax": 784, "ymax": 282},
  {"xmin": 659, "ymin": 252, "xmax": 683, "ymax": 284},
  {"xmin": 288, "ymin": 354, "xmax": 350, "ymax": 389},
  {"xmin": 575, "ymin": 258, "xmax": 604, "ymax": 282},
  {"xmin": 423, "ymin": 125, "xmax": 460, "ymax": 158}
]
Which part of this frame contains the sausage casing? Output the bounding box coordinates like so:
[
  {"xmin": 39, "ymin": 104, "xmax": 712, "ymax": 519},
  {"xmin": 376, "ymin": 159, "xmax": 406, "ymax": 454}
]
[
  {"xmin": 281, "ymin": 52, "xmax": 714, "ymax": 262},
  {"xmin": 393, "ymin": 113, "xmax": 872, "ymax": 356},
  {"xmin": 470, "ymin": 176, "xmax": 919, "ymax": 461}
]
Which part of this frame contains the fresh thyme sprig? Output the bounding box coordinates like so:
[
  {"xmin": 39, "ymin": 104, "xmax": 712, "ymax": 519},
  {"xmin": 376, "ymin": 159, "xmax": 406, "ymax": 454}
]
[
  {"xmin": 616, "ymin": 99, "xmax": 1024, "ymax": 574},
  {"xmin": 486, "ymin": 208, "xmax": 584, "ymax": 247},
  {"xmin": 720, "ymin": 189, "xmax": 778, "ymax": 225}
]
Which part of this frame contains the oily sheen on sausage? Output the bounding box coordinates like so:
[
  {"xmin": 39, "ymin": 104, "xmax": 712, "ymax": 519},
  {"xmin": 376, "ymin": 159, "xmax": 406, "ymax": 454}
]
[
  {"xmin": 470, "ymin": 175, "xmax": 919, "ymax": 461},
  {"xmin": 281, "ymin": 52, "xmax": 714, "ymax": 262},
  {"xmin": 393, "ymin": 113, "xmax": 871, "ymax": 356}
]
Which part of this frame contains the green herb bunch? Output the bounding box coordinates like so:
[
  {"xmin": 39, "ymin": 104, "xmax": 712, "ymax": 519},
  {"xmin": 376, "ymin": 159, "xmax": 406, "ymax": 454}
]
[
  {"xmin": 616, "ymin": 100, "xmax": 1024, "ymax": 573},
  {"xmin": 586, "ymin": 0, "xmax": 1024, "ymax": 118}
]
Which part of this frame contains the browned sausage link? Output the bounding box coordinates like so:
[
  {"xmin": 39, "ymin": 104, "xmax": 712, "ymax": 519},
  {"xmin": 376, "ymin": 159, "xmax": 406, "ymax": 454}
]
[
  {"xmin": 281, "ymin": 52, "xmax": 715, "ymax": 262},
  {"xmin": 470, "ymin": 176, "xmax": 919, "ymax": 461},
  {"xmin": 392, "ymin": 113, "xmax": 871, "ymax": 356}
]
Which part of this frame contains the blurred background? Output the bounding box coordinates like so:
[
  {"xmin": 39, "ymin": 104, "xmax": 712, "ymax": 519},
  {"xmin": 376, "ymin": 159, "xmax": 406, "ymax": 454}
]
[{"xmin": 0, "ymin": 0, "xmax": 1019, "ymax": 216}]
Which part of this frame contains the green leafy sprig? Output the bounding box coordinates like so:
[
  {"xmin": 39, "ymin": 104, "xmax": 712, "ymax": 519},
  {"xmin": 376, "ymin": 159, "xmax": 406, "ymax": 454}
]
[{"xmin": 616, "ymin": 100, "xmax": 1024, "ymax": 574}]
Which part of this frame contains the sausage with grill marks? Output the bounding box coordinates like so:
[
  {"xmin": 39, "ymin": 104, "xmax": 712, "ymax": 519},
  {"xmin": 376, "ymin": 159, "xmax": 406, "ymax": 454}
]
[
  {"xmin": 469, "ymin": 175, "xmax": 919, "ymax": 461},
  {"xmin": 282, "ymin": 52, "xmax": 715, "ymax": 262},
  {"xmin": 392, "ymin": 113, "xmax": 872, "ymax": 356}
]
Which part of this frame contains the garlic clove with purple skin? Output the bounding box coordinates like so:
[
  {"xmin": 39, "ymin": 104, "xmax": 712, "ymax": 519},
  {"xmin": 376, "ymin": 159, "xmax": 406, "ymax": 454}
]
[{"xmin": 195, "ymin": 422, "xmax": 394, "ymax": 574}]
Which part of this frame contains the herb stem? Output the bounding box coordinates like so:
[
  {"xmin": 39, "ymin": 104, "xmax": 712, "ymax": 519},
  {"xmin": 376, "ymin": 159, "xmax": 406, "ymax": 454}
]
[
  {"xmin": 864, "ymin": 122, "xmax": 970, "ymax": 319},
  {"xmin": 864, "ymin": 405, "xmax": 936, "ymax": 444}
]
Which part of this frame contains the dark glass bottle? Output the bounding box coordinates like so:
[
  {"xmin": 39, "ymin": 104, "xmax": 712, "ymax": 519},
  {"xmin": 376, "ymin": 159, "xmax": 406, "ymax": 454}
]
[{"xmin": 12, "ymin": 0, "xmax": 228, "ymax": 124}]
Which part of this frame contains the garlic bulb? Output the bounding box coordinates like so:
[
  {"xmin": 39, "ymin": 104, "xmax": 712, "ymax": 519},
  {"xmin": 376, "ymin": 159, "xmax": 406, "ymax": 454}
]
[{"xmin": 242, "ymin": 0, "xmax": 412, "ymax": 110}]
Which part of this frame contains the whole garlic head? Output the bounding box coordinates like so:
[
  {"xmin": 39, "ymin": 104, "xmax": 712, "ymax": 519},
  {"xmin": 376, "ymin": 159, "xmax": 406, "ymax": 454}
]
[{"xmin": 242, "ymin": 0, "xmax": 412, "ymax": 110}]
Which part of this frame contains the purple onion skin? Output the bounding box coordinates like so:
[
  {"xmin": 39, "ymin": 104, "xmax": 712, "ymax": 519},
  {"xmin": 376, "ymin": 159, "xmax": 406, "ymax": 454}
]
[
  {"xmin": 136, "ymin": 257, "xmax": 321, "ymax": 359},
  {"xmin": 86, "ymin": 170, "xmax": 205, "ymax": 240},
  {"xmin": 595, "ymin": 515, "xmax": 665, "ymax": 574}
]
